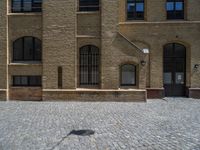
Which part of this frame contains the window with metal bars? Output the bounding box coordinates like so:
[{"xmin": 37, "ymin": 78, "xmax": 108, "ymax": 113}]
[
  {"xmin": 166, "ymin": 0, "xmax": 184, "ymax": 19},
  {"xmin": 79, "ymin": 0, "xmax": 99, "ymax": 11},
  {"xmin": 12, "ymin": 0, "xmax": 42, "ymax": 13},
  {"xmin": 13, "ymin": 76, "xmax": 42, "ymax": 87},
  {"xmin": 13, "ymin": 36, "xmax": 42, "ymax": 62},
  {"xmin": 127, "ymin": 0, "xmax": 144, "ymax": 20},
  {"xmin": 79, "ymin": 45, "xmax": 99, "ymax": 86}
]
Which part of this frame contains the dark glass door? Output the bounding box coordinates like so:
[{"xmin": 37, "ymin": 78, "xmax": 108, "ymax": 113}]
[{"xmin": 163, "ymin": 43, "xmax": 186, "ymax": 97}]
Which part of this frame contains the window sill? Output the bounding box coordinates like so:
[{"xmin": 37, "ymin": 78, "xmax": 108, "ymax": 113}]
[
  {"xmin": 9, "ymin": 62, "xmax": 42, "ymax": 66},
  {"xmin": 76, "ymin": 11, "xmax": 100, "ymax": 15},
  {"xmin": 76, "ymin": 35, "xmax": 100, "ymax": 38},
  {"xmin": 11, "ymin": 86, "xmax": 42, "ymax": 88},
  {"xmin": 119, "ymin": 20, "xmax": 200, "ymax": 25},
  {"xmin": 8, "ymin": 12, "xmax": 42, "ymax": 16}
]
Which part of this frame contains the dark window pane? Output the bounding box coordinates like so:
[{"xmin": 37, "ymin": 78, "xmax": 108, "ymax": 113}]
[
  {"xmin": 33, "ymin": 0, "xmax": 42, "ymax": 12},
  {"xmin": 23, "ymin": 0, "xmax": 32, "ymax": 12},
  {"xmin": 167, "ymin": 0, "xmax": 184, "ymax": 19},
  {"xmin": 13, "ymin": 37, "xmax": 42, "ymax": 62},
  {"xmin": 13, "ymin": 38, "xmax": 23, "ymax": 61},
  {"xmin": 29, "ymin": 76, "xmax": 41, "ymax": 86},
  {"xmin": 34, "ymin": 38, "xmax": 42, "ymax": 60},
  {"xmin": 21, "ymin": 76, "xmax": 28, "ymax": 85},
  {"xmin": 13, "ymin": 76, "xmax": 42, "ymax": 86},
  {"xmin": 12, "ymin": 0, "xmax": 42, "ymax": 13},
  {"xmin": 121, "ymin": 65, "xmax": 136, "ymax": 86},
  {"xmin": 127, "ymin": 0, "xmax": 144, "ymax": 20},
  {"xmin": 164, "ymin": 43, "xmax": 173, "ymax": 57},
  {"xmin": 24, "ymin": 37, "xmax": 33, "ymax": 60},
  {"xmin": 12, "ymin": 0, "xmax": 21, "ymax": 12},
  {"xmin": 79, "ymin": 0, "xmax": 99, "ymax": 11},
  {"xmin": 174, "ymin": 43, "xmax": 186, "ymax": 58},
  {"xmin": 13, "ymin": 76, "xmax": 21, "ymax": 85}
]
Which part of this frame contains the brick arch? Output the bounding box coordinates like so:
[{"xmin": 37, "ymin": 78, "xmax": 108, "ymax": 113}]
[{"xmin": 13, "ymin": 35, "xmax": 41, "ymax": 43}]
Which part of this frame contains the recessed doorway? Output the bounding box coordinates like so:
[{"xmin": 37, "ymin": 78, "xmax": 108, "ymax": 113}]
[{"xmin": 163, "ymin": 43, "xmax": 186, "ymax": 97}]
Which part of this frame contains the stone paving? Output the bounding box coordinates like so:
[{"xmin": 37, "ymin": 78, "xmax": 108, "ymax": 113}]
[{"xmin": 0, "ymin": 98, "xmax": 200, "ymax": 150}]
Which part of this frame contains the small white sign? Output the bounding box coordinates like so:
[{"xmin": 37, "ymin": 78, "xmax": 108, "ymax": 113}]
[{"xmin": 143, "ymin": 48, "xmax": 149, "ymax": 54}]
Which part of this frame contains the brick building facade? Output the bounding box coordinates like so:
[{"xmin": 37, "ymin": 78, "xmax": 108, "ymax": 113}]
[{"xmin": 0, "ymin": 0, "xmax": 200, "ymax": 101}]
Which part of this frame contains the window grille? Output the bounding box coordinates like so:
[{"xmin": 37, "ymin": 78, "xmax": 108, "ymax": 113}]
[{"xmin": 80, "ymin": 45, "xmax": 99, "ymax": 86}]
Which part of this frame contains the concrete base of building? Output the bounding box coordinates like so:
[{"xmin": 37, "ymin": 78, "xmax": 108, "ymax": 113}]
[
  {"xmin": 9, "ymin": 87, "xmax": 42, "ymax": 101},
  {"xmin": 0, "ymin": 90, "xmax": 6, "ymax": 101},
  {"xmin": 42, "ymin": 89, "xmax": 147, "ymax": 102},
  {"xmin": 188, "ymin": 88, "xmax": 200, "ymax": 99},
  {"xmin": 147, "ymin": 88, "xmax": 164, "ymax": 99}
]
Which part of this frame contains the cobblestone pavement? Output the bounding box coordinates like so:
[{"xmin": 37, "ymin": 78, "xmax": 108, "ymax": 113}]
[{"xmin": 0, "ymin": 98, "xmax": 200, "ymax": 150}]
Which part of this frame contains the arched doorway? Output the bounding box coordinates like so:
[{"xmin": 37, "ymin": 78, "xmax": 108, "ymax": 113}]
[{"xmin": 163, "ymin": 43, "xmax": 186, "ymax": 97}]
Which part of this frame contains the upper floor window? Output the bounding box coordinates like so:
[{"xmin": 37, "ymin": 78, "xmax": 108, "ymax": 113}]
[
  {"xmin": 127, "ymin": 0, "xmax": 144, "ymax": 20},
  {"xmin": 12, "ymin": 0, "xmax": 42, "ymax": 13},
  {"xmin": 166, "ymin": 0, "xmax": 184, "ymax": 20},
  {"xmin": 13, "ymin": 36, "xmax": 42, "ymax": 62},
  {"xmin": 121, "ymin": 64, "xmax": 136, "ymax": 86},
  {"xmin": 79, "ymin": 0, "xmax": 99, "ymax": 11}
]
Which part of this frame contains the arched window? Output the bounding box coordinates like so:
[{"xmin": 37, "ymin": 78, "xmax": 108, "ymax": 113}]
[
  {"xmin": 80, "ymin": 45, "xmax": 99, "ymax": 86},
  {"xmin": 13, "ymin": 36, "xmax": 42, "ymax": 61},
  {"xmin": 166, "ymin": 0, "xmax": 184, "ymax": 19},
  {"xmin": 79, "ymin": 0, "xmax": 99, "ymax": 11},
  {"xmin": 121, "ymin": 64, "xmax": 136, "ymax": 86}
]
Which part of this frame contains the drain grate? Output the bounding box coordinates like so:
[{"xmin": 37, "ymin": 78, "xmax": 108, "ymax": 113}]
[{"xmin": 68, "ymin": 129, "xmax": 95, "ymax": 136}]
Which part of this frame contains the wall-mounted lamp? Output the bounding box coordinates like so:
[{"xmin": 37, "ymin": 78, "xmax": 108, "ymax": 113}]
[
  {"xmin": 141, "ymin": 60, "xmax": 146, "ymax": 66},
  {"xmin": 194, "ymin": 64, "xmax": 199, "ymax": 70}
]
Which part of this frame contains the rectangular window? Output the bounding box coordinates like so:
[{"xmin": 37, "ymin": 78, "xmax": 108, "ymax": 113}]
[
  {"xmin": 166, "ymin": 0, "xmax": 184, "ymax": 20},
  {"xmin": 127, "ymin": 0, "xmax": 144, "ymax": 20},
  {"xmin": 79, "ymin": 0, "xmax": 99, "ymax": 11},
  {"xmin": 12, "ymin": 0, "xmax": 42, "ymax": 13},
  {"xmin": 13, "ymin": 76, "xmax": 42, "ymax": 86},
  {"xmin": 121, "ymin": 65, "xmax": 136, "ymax": 86}
]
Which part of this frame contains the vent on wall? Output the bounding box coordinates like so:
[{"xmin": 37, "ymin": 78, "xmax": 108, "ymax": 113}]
[{"xmin": 58, "ymin": 66, "xmax": 63, "ymax": 89}]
